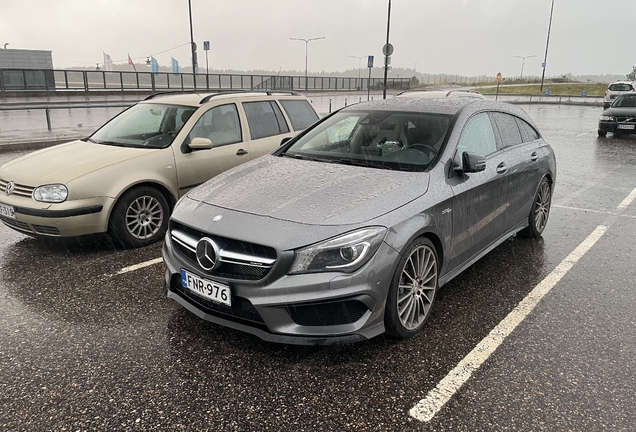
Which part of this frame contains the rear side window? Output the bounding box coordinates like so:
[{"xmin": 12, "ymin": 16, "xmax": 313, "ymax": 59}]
[
  {"xmin": 243, "ymin": 101, "xmax": 290, "ymax": 140},
  {"xmin": 280, "ymin": 100, "xmax": 319, "ymax": 130},
  {"xmin": 516, "ymin": 118, "xmax": 540, "ymax": 142},
  {"xmin": 609, "ymin": 83, "xmax": 634, "ymax": 91},
  {"xmin": 491, "ymin": 112, "xmax": 522, "ymax": 150}
]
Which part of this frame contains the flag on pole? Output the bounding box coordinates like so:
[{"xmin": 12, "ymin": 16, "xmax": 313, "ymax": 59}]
[
  {"xmin": 127, "ymin": 53, "xmax": 137, "ymax": 72},
  {"xmin": 171, "ymin": 57, "xmax": 179, "ymax": 77},
  {"xmin": 103, "ymin": 52, "xmax": 113, "ymax": 71},
  {"xmin": 151, "ymin": 56, "xmax": 159, "ymax": 76}
]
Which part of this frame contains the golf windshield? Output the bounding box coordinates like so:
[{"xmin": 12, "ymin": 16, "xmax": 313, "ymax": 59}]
[{"xmin": 88, "ymin": 103, "xmax": 196, "ymax": 149}]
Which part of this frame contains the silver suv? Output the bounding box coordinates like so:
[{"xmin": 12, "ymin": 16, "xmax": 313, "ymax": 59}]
[
  {"xmin": 604, "ymin": 81, "xmax": 636, "ymax": 109},
  {"xmin": 0, "ymin": 91, "xmax": 319, "ymax": 247}
]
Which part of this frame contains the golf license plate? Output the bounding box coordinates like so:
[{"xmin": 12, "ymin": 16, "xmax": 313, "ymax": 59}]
[
  {"xmin": 181, "ymin": 269, "xmax": 231, "ymax": 306},
  {"xmin": 0, "ymin": 203, "xmax": 15, "ymax": 219},
  {"xmin": 617, "ymin": 124, "xmax": 635, "ymax": 130}
]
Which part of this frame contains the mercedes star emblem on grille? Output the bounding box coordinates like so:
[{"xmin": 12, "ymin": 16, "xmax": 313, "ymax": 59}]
[
  {"xmin": 5, "ymin": 181, "xmax": 14, "ymax": 196},
  {"xmin": 196, "ymin": 237, "xmax": 221, "ymax": 271}
]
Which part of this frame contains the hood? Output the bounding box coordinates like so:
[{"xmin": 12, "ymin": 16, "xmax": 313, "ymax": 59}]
[
  {"xmin": 187, "ymin": 155, "xmax": 429, "ymax": 225},
  {"xmin": 0, "ymin": 140, "xmax": 159, "ymax": 185},
  {"xmin": 604, "ymin": 106, "xmax": 636, "ymax": 117}
]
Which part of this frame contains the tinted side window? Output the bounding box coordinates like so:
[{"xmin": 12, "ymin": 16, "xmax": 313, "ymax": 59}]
[
  {"xmin": 280, "ymin": 99, "xmax": 319, "ymax": 130},
  {"xmin": 457, "ymin": 113, "xmax": 497, "ymax": 157},
  {"xmin": 491, "ymin": 112, "xmax": 523, "ymax": 149},
  {"xmin": 515, "ymin": 118, "xmax": 540, "ymax": 142},
  {"xmin": 243, "ymin": 101, "xmax": 289, "ymax": 140},
  {"xmin": 187, "ymin": 104, "xmax": 242, "ymax": 147}
]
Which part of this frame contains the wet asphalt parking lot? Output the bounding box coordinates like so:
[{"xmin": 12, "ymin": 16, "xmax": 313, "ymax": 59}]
[{"xmin": 0, "ymin": 104, "xmax": 635, "ymax": 431}]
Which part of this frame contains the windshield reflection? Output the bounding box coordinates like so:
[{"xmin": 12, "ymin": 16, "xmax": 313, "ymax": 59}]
[{"xmin": 282, "ymin": 110, "xmax": 452, "ymax": 172}]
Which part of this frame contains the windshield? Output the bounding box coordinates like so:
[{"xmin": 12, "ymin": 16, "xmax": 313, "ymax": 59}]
[
  {"xmin": 282, "ymin": 110, "xmax": 452, "ymax": 172},
  {"xmin": 89, "ymin": 103, "xmax": 196, "ymax": 149},
  {"xmin": 613, "ymin": 95, "xmax": 636, "ymax": 108}
]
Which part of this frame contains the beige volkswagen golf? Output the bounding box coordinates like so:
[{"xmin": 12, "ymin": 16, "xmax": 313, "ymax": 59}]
[{"xmin": 0, "ymin": 91, "xmax": 319, "ymax": 247}]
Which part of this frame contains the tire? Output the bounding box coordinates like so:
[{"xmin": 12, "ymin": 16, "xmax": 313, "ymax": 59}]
[
  {"xmin": 519, "ymin": 177, "xmax": 552, "ymax": 239},
  {"xmin": 108, "ymin": 186, "xmax": 169, "ymax": 248},
  {"xmin": 385, "ymin": 237, "xmax": 439, "ymax": 338},
  {"xmin": 598, "ymin": 129, "xmax": 607, "ymax": 137}
]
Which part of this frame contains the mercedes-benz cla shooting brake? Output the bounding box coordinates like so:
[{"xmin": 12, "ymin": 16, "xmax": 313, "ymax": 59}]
[{"xmin": 162, "ymin": 98, "xmax": 557, "ymax": 345}]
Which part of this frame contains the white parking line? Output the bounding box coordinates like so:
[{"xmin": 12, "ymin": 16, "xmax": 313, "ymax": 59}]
[
  {"xmin": 409, "ymin": 185, "xmax": 636, "ymax": 423},
  {"xmin": 553, "ymin": 204, "xmax": 636, "ymax": 219},
  {"xmin": 114, "ymin": 257, "xmax": 163, "ymax": 275},
  {"xmin": 576, "ymin": 129, "xmax": 597, "ymax": 137}
]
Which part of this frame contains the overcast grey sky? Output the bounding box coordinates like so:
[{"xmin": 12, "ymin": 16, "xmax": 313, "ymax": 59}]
[{"xmin": 1, "ymin": 0, "xmax": 634, "ymax": 78}]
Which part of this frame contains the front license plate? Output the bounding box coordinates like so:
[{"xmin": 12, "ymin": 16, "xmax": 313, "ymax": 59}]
[
  {"xmin": 0, "ymin": 203, "xmax": 15, "ymax": 219},
  {"xmin": 617, "ymin": 124, "xmax": 635, "ymax": 130},
  {"xmin": 181, "ymin": 269, "xmax": 231, "ymax": 306}
]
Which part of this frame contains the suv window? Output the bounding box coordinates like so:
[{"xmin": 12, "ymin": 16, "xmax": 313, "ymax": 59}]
[
  {"xmin": 187, "ymin": 103, "xmax": 242, "ymax": 147},
  {"xmin": 609, "ymin": 83, "xmax": 634, "ymax": 91},
  {"xmin": 457, "ymin": 112, "xmax": 497, "ymax": 157},
  {"xmin": 491, "ymin": 112, "xmax": 522, "ymax": 150},
  {"xmin": 280, "ymin": 100, "xmax": 320, "ymax": 130},
  {"xmin": 243, "ymin": 101, "xmax": 290, "ymax": 140}
]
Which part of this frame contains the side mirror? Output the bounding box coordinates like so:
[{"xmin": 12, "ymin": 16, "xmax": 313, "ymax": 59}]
[
  {"xmin": 189, "ymin": 137, "xmax": 213, "ymax": 150},
  {"xmin": 454, "ymin": 151, "xmax": 486, "ymax": 174},
  {"xmin": 280, "ymin": 137, "xmax": 292, "ymax": 146}
]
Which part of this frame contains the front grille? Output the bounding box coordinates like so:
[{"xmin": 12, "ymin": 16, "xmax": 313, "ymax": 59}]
[
  {"xmin": 615, "ymin": 117, "xmax": 636, "ymax": 123},
  {"xmin": 171, "ymin": 222, "xmax": 277, "ymax": 281},
  {"xmin": 0, "ymin": 178, "xmax": 35, "ymax": 198},
  {"xmin": 171, "ymin": 275, "xmax": 266, "ymax": 325},
  {"xmin": 33, "ymin": 224, "xmax": 61, "ymax": 235},
  {"xmin": 285, "ymin": 299, "xmax": 369, "ymax": 327},
  {"xmin": 0, "ymin": 216, "xmax": 32, "ymax": 232}
]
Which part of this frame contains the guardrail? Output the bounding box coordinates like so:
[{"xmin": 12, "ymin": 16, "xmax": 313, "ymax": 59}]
[{"xmin": 0, "ymin": 68, "xmax": 411, "ymax": 93}]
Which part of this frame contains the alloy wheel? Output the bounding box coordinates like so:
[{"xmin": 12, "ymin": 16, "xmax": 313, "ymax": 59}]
[
  {"xmin": 534, "ymin": 181, "xmax": 551, "ymax": 233},
  {"xmin": 397, "ymin": 245, "xmax": 437, "ymax": 330},
  {"xmin": 125, "ymin": 195, "xmax": 164, "ymax": 240}
]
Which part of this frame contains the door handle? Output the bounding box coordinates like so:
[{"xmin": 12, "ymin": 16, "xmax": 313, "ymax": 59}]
[
  {"xmin": 531, "ymin": 151, "xmax": 539, "ymax": 162},
  {"xmin": 236, "ymin": 149, "xmax": 248, "ymax": 156},
  {"xmin": 496, "ymin": 162, "xmax": 508, "ymax": 174}
]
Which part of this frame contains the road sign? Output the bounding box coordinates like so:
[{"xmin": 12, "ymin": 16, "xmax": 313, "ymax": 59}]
[
  {"xmin": 367, "ymin": 55, "xmax": 374, "ymax": 68},
  {"xmin": 203, "ymin": 41, "xmax": 210, "ymax": 51},
  {"xmin": 542, "ymin": 62, "xmax": 546, "ymax": 68},
  {"xmin": 496, "ymin": 72, "xmax": 502, "ymax": 83},
  {"xmin": 382, "ymin": 43, "xmax": 394, "ymax": 56}
]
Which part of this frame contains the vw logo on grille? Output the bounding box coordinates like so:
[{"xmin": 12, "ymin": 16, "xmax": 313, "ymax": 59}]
[
  {"xmin": 5, "ymin": 181, "xmax": 14, "ymax": 196},
  {"xmin": 196, "ymin": 237, "xmax": 221, "ymax": 271}
]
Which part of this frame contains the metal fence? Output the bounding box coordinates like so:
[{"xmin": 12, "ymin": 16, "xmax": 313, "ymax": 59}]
[{"xmin": 0, "ymin": 68, "xmax": 411, "ymax": 93}]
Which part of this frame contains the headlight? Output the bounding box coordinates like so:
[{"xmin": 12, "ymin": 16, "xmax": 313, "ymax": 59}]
[
  {"xmin": 33, "ymin": 184, "xmax": 68, "ymax": 203},
  {"xmin": 289, "ymin": 227, "xmax": 386, "ymax": 274},
  {"xmin": 599, "ymin": 115, "xmax": 615, "ymax": 121}
]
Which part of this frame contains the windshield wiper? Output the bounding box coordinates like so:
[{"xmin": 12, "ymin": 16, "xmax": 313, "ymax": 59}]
[
  {"xmin": 280, "ymin": 153, "xmax": 329, "ymax": 163},
  {"xmin": 334, "ymin": 158, "xmax": 394, "ymax": 170}
]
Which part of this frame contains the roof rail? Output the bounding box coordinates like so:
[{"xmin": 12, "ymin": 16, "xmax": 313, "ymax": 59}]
[
  {"xmin": 199, "ymin": 90, "xmax": 300, "ymax": 104},
  {"xmin": 143, "ymin": 90, "xmax": 204, "ymax": 101}
]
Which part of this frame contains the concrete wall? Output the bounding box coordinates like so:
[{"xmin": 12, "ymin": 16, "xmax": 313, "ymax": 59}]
[{"xmin": 0, "ymin": 49, "xmax": 53, "ymax": 69}]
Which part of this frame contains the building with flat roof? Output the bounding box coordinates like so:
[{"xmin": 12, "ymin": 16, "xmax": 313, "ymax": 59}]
[{"xmin": 0, "ymin": 48, "xmax": 55, "ymax": 91}]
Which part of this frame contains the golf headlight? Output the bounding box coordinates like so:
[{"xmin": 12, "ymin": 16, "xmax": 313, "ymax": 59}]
[
  {"xmin": 289, "ymin": 227, "xmax": 386, "ymax": 274},
  {"xmin": 33, "ymin": 184, "xmax": 68, "ymax": 203},
  {"xmin": 599, "ymin": 115, "xmax": 615, "ymax": 121}
]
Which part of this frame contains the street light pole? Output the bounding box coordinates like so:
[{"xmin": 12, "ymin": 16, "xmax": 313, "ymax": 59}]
[
  {"xmin": 348, "ymin": 55, "xmax": 365, "ymax": 89},
  {"xmin": 290, "ymin": 37, "xmax": 326, "ymax": 91},
  {"xmin": 540, "ymin": 0, "xmax": 555, "ymax": 91},
  {"xmin": 513, "ymin": 55, "xmax": 536, "ymax": 80},
  {"xmin": 414, "ymin": 61, "xmax": 418, "ymax": 83},
  {"xmin": 188, "ymin": 0, "xmax": 197, "ymax": 79},
  {"xmin": 383, "ymin": 0, "xmax": 392, "ymax": 99}
]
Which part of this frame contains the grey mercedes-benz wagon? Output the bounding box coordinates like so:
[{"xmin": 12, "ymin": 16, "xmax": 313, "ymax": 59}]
[{"xmin": 162, "ymin": 97, "xmax": 556, "ymax": 345}]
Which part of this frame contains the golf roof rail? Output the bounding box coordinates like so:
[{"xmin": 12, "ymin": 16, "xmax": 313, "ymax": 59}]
[{"xmin": 198, "ymin": 90, "xmax": 300, "ymax": 104}]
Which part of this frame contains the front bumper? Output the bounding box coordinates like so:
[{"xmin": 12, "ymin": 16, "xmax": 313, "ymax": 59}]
[
  {"xmin": 598, "ymin": 120, "xmax": 636, "ymax": 135},
  {"xmin": 162, "ymin": 232, "xmax": 399, "ymax": 345},
  {"xmin": 0, "ymin": 195, "xmax": 115, "ymax": 237}
]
